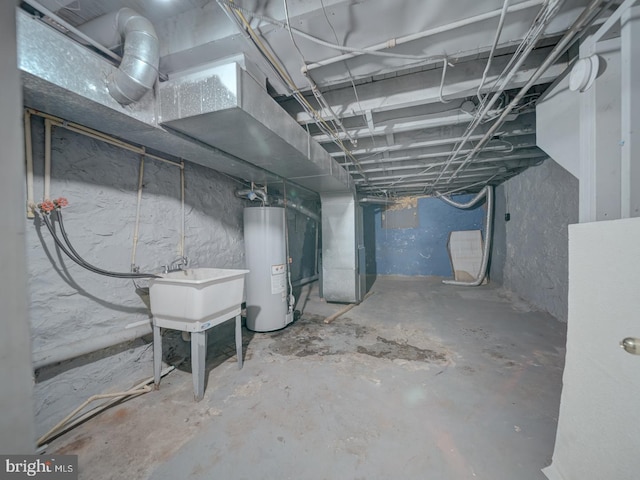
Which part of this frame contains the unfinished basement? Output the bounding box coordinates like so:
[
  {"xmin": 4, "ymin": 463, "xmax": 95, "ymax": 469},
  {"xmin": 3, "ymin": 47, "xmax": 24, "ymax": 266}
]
[{"xmin": 1, "ymin": 0, "xmax": 639, "ymax": 479}]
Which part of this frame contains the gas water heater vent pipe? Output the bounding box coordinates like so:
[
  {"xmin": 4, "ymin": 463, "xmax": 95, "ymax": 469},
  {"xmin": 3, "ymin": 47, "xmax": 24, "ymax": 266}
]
[
  {"xmin": 437, "ymin": 186, "xmax": 493, "ymax": 286},
  {"xmin": 80, "ymin": 8, "xmax": 159, "ymax": 105},
  {"xmin": 235, "ymin": 188, "xmax": 268, "ymax": 205}
]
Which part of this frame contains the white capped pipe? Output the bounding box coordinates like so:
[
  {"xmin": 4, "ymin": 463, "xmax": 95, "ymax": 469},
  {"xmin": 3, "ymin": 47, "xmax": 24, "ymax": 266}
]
[
  {"xmin": 44, "ymin": 118, "xmax": 51, "ymax": 201},
  {"xmin": 180, "ymin": 160, "xmax": 185, "ymax": 257},
  {"xmin": 24, "ymin": 111, "xmax": 35, "ymax": 218},
  {"xmin": 130, "ymin": 155, "xmax": 145, "ymax": 268}
]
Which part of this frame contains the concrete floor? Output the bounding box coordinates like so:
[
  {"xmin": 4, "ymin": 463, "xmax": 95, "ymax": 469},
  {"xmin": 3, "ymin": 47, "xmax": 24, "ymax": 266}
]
[{"xmin": 49, "ymin": 276, "xmax": 566, "ymax": 479}]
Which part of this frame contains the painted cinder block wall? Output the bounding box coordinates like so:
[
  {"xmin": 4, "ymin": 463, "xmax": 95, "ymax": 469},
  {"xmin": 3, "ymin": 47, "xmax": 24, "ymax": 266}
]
[
  {"xmin": 26, "ymin": 117, "xmax": 318, "ymax": 437},
  {"xmin": 364, "ymin": 195, "xmax": 486, "ymax": 278},
  {"xmin": 491, "ymin": 158, "xmax": 578, "ymax": 321}
]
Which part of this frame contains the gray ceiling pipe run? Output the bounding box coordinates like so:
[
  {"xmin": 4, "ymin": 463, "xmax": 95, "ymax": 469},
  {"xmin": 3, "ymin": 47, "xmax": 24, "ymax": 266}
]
[
  {"xmin": 359, "ymin": 197, "xmax": 397, "ymax": 205},
  {"xmin": 79, "ymin": 8, "xmax": 159, "ymax": 105},
  {"xmin": 273, "ymin": 197, "xmax": 320, "ymax": 223},
  {"xmin": 437, "ymin": 185, "xmax": 493, "ymax": 286}
]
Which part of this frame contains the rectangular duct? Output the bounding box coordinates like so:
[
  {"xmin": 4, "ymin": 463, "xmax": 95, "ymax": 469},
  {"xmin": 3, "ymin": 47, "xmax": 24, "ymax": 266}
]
[
  {"xmin": 159, "ymin": 63, "xmax": 354, "ymax": 193},
  {"xmin": 16, "ymin": 9, "xmax": 353, "ymax": 194}
]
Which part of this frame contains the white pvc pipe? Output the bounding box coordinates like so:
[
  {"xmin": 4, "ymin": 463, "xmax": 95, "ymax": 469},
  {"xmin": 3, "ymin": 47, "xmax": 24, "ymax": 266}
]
[
  {"xmin": 438, "ymin": 186, "xmax": 493, "ymax": 286},
  {"xmin": 130, "ymin": 155, "xmax": 145, "ymax": 268},
  {"xmin": 477, "ymin": 0, "xmax": 511, "ymax": 99},
  {"xmin": 27, "ymin": 109, "xmax": 181, "ymax": 168},
  {"xmin": 24, "ymin": 111, "xmax": 35, "ymax": 218},
  {"xmin": 44, "ymin": 118, "xmax": 51, "ymax": 201},
  {"xmin": 304, "ymin": 0, "xmax": 544, "ymax": 72},
  {"xmin": 180, "ymin": 160, "xmax": 185, "ymax": 257}
]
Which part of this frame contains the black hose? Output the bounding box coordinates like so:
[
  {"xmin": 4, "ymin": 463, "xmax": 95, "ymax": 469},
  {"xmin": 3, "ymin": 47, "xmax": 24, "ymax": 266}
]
[
  {"xmin": 41, "ymin": 212, "xmax": 159, "ymax": 279},
  {"xmin": 56, "ymin": 210, "xmax": 157, "ymax": 278}
]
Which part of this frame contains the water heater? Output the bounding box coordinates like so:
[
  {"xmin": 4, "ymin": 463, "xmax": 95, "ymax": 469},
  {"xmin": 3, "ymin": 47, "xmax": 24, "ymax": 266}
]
[{"xmin": 244, "ymin": 207, "xmax": 293, "ymax": 332}]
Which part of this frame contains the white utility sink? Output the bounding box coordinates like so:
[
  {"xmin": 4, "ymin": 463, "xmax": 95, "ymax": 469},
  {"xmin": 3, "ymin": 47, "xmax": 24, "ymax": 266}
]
[{"xmin": 149, "ymin": 268, "xmax": 249, "ymax": 401}]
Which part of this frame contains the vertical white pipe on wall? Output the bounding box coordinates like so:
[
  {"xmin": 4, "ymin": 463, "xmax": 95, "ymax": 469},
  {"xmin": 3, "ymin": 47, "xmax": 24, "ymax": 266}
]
[
  {"xmin": 24, "ymin": 110, "xmax": 35, "ymax": 218},
  {"xmin": 131, "ymin": 155, "xmax": 145, "ymax": 268},
  {"xmin": 180, "ymin": 160, "xmax": 185, "ymax": 257},
  {"xmin": 44, "ymin": 118, "xmax": 52, "ymax": 200}
]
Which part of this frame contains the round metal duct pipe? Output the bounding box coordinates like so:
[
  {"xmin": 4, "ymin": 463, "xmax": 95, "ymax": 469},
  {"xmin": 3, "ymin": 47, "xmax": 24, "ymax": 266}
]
[{"xmin": 80, "ymin": 8, "xmax": 159, "ymax": 105}]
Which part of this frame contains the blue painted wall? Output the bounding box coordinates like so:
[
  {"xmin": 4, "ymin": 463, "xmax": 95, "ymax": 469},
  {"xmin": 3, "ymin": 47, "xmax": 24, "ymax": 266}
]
[{"xmin": 363, "ymin": 195, "xmax": 486, "ymax": 277}]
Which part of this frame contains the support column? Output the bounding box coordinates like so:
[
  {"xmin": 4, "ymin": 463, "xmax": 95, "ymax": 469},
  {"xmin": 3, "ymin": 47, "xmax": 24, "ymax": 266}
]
[
  {"xmin": 579, "ymin": 38, "xmax": 622, "ymax": 222},
  {"xmin": 0, "ymin": 1, "xmax": 36, "ymax": 453},
  {"xmin": 621, "ymin": 6, "xmax": 640, "ymax": 217}
]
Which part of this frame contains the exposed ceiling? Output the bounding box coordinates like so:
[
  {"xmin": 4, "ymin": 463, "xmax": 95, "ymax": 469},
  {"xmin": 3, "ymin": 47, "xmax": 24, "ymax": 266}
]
[{"xmin": 20, "ymin": 0, "xmax": 611, "ymax": 198}]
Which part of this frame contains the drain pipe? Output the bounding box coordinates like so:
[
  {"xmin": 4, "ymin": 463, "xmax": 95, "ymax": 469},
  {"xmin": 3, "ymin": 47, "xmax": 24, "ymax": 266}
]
[
  {"xmin": 79, "ymin": 8, "xmax": 159, "ymax": 105},
  {"xmin": 437, "ymin": 186, "xmax": 493, "ymax": 286}
]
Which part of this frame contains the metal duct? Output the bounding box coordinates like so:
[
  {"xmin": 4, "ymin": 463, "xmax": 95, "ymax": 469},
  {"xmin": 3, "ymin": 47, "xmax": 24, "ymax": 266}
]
[
  {"xmin": 159, "ymin": 63, "xmax": 354, "ymax": 193},
  {"xmin": 80, "ymin": 8, "xmax": 159, "ymax": 105},
  {"xmin": 17, "ymin": 11, "xmax": 351, "ymax": 195}
]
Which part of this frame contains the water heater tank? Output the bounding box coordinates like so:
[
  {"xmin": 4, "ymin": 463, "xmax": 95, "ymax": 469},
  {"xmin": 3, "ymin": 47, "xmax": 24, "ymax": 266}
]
[{"xmin": 244, "ymin": 207, "xmax": 292, "ymax": 332}]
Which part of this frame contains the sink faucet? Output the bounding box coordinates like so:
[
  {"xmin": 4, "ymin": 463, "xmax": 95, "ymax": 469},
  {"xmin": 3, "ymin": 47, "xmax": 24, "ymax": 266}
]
[{"xmin": 162, "ymin": 256, "xmax": 189, "ymax": 274}]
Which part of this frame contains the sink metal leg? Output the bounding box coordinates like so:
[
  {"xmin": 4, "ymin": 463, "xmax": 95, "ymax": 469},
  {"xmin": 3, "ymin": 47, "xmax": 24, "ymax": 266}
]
[
  {"xmin": 235, "ymin": 314, "xmax": 243, "ymax": 369},
  {"xmin": 153, "ymin": 323, "xmax": 162, "ymax": 390},
  {"xmin": 191, "ymin": 330, "xmax": 207, "ymax": 401}
]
